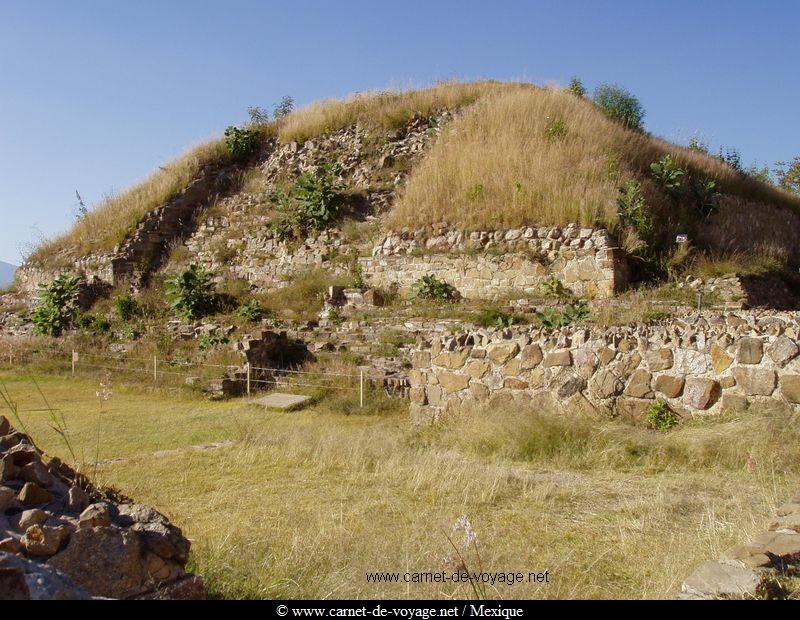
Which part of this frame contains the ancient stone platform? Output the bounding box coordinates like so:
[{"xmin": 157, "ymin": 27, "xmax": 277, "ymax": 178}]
[{"xmin": 256, "ymin": 393, "xmax": 311, "ymax": 410}]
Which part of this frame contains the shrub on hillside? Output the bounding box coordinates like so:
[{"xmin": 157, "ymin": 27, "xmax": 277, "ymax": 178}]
[
  {"xmin": 649, "ymin": 154, "xmax": 684, "ymax": 198},
  {"xmin": 691, "ymin": 177, "xmax": 721, "ymax": 218},
  {"xmin": 224, "ymin": 125, "xmax": 259, "ymax": 162},
  {"xmin": 114, "ymin": 293, "xmax": 139, "ymax": 321},
  {"xmin": 617, "ymin": 180, "xmax": 654, "ymax": 251},
  {"xmin": 165, "ymin": 264, "xmax": 217, "ymax": 320},
  {"xmin": 410, "ymin": 275, "xmax": 458, "ymax": 301},
  {"xmin": 273, "ymin": 95, "xmax": 295, "ymax": 120},
  {"xmin": 566, "ymin": 77, "xmax": 586, "ymax": 98},
  {"xmin": 775, "ymin": 157, "xmax": 800, "ymax": 195},
  {"xmin": 270, "ymin": 164, "xmax": 345, "ymax": 239},
  {"xmin": 237, "ymin": 299, "xmax": 263, "ymax": 322},
  {"xmin": 31, "ymin": 274, "xmax": 82, "ymax": 337},
  {"xmin": 592, "ymin": 84, "xmax": 645, "ymax": 130}
]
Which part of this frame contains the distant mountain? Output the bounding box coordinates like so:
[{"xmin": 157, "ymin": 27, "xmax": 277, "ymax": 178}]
[{"xmin": 0, "ymin": 261, "xmax": 17, "ymax": 288}]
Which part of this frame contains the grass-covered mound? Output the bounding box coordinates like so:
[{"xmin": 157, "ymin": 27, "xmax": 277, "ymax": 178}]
[
  {"xmin": 27, "ymin": 80, "xmax": 800, "ymax": 273},
  {"xmin": 390, "ymin": 86, "xmax": 800, "ymax": 262}
]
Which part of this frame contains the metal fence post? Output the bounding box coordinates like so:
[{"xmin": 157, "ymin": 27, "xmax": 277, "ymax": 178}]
[
  {"xmin": 360, "ymin": 369, "xmax": 364, "ymax": 408},
  {"xmin": 153, "ymin": 355, "xmax": 158, "ymax": 385},
  {"xmin": 246, "ymin": 362, "xmax": 251, "ymax": 396},
  {"xmin": 71, "ymin": 350, "xmax": 77, "ymax": 375}
]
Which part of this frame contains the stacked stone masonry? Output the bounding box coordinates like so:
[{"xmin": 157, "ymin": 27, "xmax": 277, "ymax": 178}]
[
  {"xmin": 364, "ymin": 225, "xmax": 628, "ymax": 299},
  {"xmin": 408, "ymin": 311, "xmax": 800, "ymax": 424}
]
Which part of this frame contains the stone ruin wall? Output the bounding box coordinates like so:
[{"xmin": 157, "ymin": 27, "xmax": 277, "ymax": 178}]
[
  {"xmin": 363, "ymin": 225, "xmax": 627, "ymax": 300},
  {"xmin": 185, "ymin": 222, "xmax": 628, "ymax": 300},
  {"xmin": 408, "ymin": 312, "xmax": 800, "ymax": 424}
]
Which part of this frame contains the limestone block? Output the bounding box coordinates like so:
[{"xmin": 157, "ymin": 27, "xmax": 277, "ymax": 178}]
[
  {"xmin": 767, "ymin": 336, "xmax": 799, "ymax": 367},
  {"xmin": 655, "ymin": 375, "xmax": 685, "ymax": 399},
  {"xmin": 438, "ymin": 372, "xmax": 470, "ymax": 394},
  {"xmin": 624, "ymin": 369, "xmax": 654, "ymax": 399},
  {"xmin": 543, "ymin": 350, "xmax": 572, "ymax": 367},
  {"xmin": 645, "ymin": 349, "xmax": 674, "ymax": 371},
  {"xmin": 486, "ymin": 342, "xmax": 520, "ymax": 364},
  {"xmin": 710, "ymin": 344, "xmax": 733, "ymax": 374},
  {"xmin": 589, "ymin": 369, "xmax": 623, "ymax": 399},
  {"xmin": 731, "ymin": 367, "xmax": 777, "ymax": 396},
  {"xmin": 683, "ymin": 378, "xmax": 720, "ymax": 410},
  {"xmin": 736, "ymin": 337, "xmax": 764, "ymax": 365},
  {"xmin": 779, "ymin": 374, "xmax": 800, "ymax": 404}
]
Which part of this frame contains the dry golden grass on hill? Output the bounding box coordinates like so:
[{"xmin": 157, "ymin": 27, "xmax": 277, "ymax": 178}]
[
  {"xmin": 276, "ymin": 80, "xmax": 527, "ymax": 143},
  {"xmin": 29, "ymin": 138, "xmax": 234, "ymax": 261},
  {"xmin": 27, "ymin": 80, "xmax": 800, "ymax": 266},
  {"xmin": 389, "ymin": 87, "xmax": 800, "ymax": 236}
]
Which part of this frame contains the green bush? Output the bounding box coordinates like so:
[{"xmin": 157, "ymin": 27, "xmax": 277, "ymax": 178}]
[
  {"xmin": 224, "ymin": 125, "xmax": 259, "ymax": 162},
  {"xmin": 567, "ymin": 77, "xmax": 586, "ymax": 98},
  {"xmin": 646, "ymin": 400, "xmax": 679, "ymax": 431},
  {"xmin": 536, "ymin": 300, "xmax": 589, "ymax": 328},
  {"xmin": 476, "ymin": 307, "xmax": 523, "ymax": 329},
  {"xmin": 775, "ymin": 156, "xmax": 800, "ymax": 195},
  {"xmin": 717, "ymin": 146, "xmax": 742, "ymax": 172},
  {"xmin": 166, "ymin": 264, "xmax": 217, "ymax": 320},
  {"xmin": 592, "ymin": 84, "xmax": 645, "ymax": 130},
  {"xmin": 542, "ymin": 276, "xmax": 571, "ymax": 299},
  {"xmin": 271, "ymin": 164, "xmax": 345, "ymax": 238},
  {"xmin": 198, "ymin": 331, "xmax": 230, "ymax": 351},
  {"xmin": 76, "ymin": 312, "xmax": 111, "ymax": 334},
  {"xmin": 692, "ymin": 177, "xmax": 721, "ymax": 218},
  {"xmin": 237, "ymin": 299, "xmax": 263, "ymax": 322},
  {"xmin": 617, "ymin": 180, "xmax": 654, "ymax": 249},
  {"xmin": 114, "ymin": 293, "xmax": 138, "ymax": 321},
  {"xmin": 649, "ymin": 154, "xmax": 684, "ymax": 198},
  {"xmin": 31, "ymin": 274, "xmax": 82, "ymax": 336},
  {"xmin": 411, "ymin": 275, "xmax": 458, "ymax": 301},
  {"xmin": 273, "ymin": 95, "xmax": 295, "ymax": 119}
]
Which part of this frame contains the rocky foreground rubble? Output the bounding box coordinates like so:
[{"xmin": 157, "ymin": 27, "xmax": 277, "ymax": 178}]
[
  {"xmin": 0, "ymin": 415, "xmax": 205, "ymax": 600},
  {"xmin": 678, "ymin": 490, "xmax": 800, "ymax": 599}
]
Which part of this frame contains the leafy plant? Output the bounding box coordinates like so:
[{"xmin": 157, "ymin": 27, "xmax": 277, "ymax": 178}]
[
  {"xmin": 717, "ymin": 146, "xmax": 742, "ymax": 172},
  {"xmin": 198, "ymin": 332, "xmax": 230, "ymax": 351},
  {"xmin": 536, "ymin": 300, "xmax": 589, "ymax": 328},
  {"xmin": 649, "ymin": 154, "xmax": 684, "ymax": 198},
  {"xmin": 542, "ymin": 276, "xmax": 571, "ymax": 299},
  {"xmin": 31, "ymin": 274, "xmax": 81, "ymax": 336},
  {"xmin": 273, "ymin": 95, "xmax": 295, "ymax": 120},
  {"xmin": 646, "ymin": 400, "xmax": 679, "ymax": 431},
  {"xmin": 351, "ymin": 262, "xmax": 365, "ymax": 289},
  {"xmin": 237, "ymin": 299, "xmax": 263, "ymax": 322},
  {"xmin": 411, "ymin": 275, "xmax": 458, "ymax": 301},
  {"xmin": 476, "ymin": 307, "xmax": 523, "ymax": 329},
  {"xmin": 592, "ymin": 84, "xmax": 645, "ymax": 130},
  {"xmin": 544, "ymin": 117, "xmax": 567, "ymax": 142},
  {"xmin": 114, "ymin": 293, "xmax": 138, "ymax": 321},
  {"xmin": 687, "ymin": 137, "xmax": 709, "ymax": 154},
  {"xmin": 247, "ymin": 106, "xmax": 271, "ymax": 125},
  {"xmin": 692, "ymin": 177, "xmax": 721, "ymax": 218},
  {"xmin": 76, "ymin": 312, "xmax": 111, "ymax": 334},
  {"xmin": 224, "ymin": 125, "xmax": 259, "ymax": 162},
  {"xmin": 775, "ymin": 156, "xmax": 800, "ymax": 195},
  {"xmin": 165, "ymin": 264, "xmax": 217, "ymax": 320},
  {"xmin": 270, "ymin": 164, "xmax": 345, "ymax": 238},
  {"xmin": 567, "ymin": 77, "xmax": 586, "ymax": 98},
  {"xmin": 326, "ymin": 307, "xmax": 344, "ymax": 325},
  {"xmin": 617, "ymin": 180, "xmax": 654, "ymax": 249}
]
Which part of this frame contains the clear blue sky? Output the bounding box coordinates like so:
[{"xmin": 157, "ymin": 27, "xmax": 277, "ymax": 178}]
[{"xmin": 1, "ymin": 0, "xmax": 797, "ymax": 265}]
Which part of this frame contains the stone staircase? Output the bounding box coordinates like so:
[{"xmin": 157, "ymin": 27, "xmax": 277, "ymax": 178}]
[{"xmin": 111, "ymin": 165, "xmax": 235, "ymax": 286}]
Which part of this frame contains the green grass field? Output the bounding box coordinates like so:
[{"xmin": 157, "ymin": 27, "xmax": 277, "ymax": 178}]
[{"xmin": 2, "ymin": 368, "xmax": 797, "ymax": 600}]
